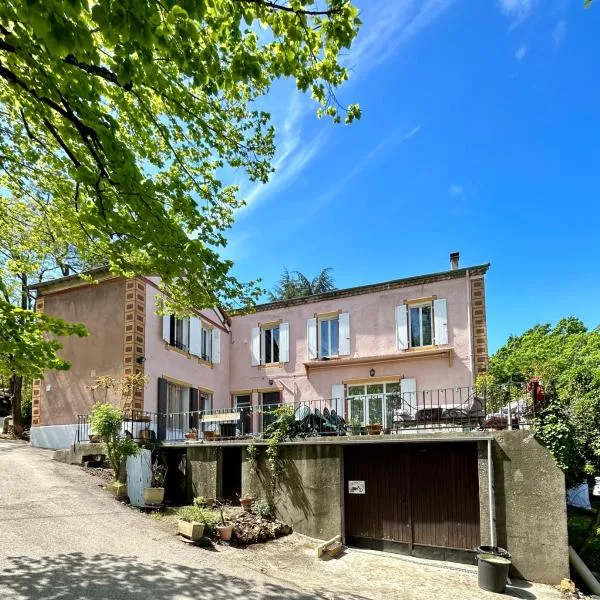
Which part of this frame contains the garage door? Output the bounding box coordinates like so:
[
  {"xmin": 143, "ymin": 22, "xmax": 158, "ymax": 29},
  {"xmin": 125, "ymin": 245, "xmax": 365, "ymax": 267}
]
[{"xmin": 344, "ymin": 442, "xmax": 480, "ymax": 555}]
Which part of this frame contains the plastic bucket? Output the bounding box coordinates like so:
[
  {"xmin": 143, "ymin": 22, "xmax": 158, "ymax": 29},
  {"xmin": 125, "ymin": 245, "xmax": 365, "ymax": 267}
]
[{"xmin": 477, "ymin": 553, "xmax": 512, "ymax": 594}]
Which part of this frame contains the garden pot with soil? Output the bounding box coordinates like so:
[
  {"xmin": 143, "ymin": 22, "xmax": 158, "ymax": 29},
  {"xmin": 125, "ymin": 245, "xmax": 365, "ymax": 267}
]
[
  {"xmin": 217, "ymin": 523, "xmax": 234, "ymax": 541},
  {"xmin": 366, "ymin": 424, "xmax": 382, "ymax": 435},
  {"xmin": 240, "ymin": 495, "xmax": 254, "ymax": 512},
  {"xmin": 178, "ymin": 520, "xmax": 205, "ymax": 541}
]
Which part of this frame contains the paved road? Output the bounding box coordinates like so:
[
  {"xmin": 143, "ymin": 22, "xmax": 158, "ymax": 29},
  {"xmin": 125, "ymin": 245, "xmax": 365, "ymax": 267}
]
[
  {"xmin": 0, "ymin": 440, "xmax": 320, "ymax": 600},
  {"xmin": 0, "ymin": 440, "xmax": 561, "ymax": 600}
]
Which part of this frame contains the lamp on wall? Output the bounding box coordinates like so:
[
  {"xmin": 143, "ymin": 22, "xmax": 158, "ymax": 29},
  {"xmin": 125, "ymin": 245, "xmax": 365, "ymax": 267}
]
[
  {"xmin": 369, "ymin": 369, "xmax": 376, "ymax": 377},
  {"xmin": 136, "ymin": 356, "xmax": 146, "ymax": 364},
  {"xmin": 268, "ymin": 378, "xmax": 274, "ymax": 385}
]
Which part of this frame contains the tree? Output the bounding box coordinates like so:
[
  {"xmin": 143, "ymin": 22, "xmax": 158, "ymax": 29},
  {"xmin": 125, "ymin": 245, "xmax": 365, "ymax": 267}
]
[
  {"xmin": 269, "ymin": 267, "xmax": 336, "ymax": 300},
  {"xmin": 0, "ymin": 0, "xmax": 361, "ymax": 314},
  {"xmin": 488, "ymin": 317, "xmax": 600, "ymax": 485}
]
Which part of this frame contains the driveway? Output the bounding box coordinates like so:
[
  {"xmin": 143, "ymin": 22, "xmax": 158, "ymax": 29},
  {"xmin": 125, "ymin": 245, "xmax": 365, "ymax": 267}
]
[{"xmin": 0, "ymin": 440, "xmax": 561, "ymax": 600}]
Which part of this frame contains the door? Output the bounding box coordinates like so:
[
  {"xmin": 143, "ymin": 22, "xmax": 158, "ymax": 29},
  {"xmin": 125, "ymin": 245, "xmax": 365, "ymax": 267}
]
[
  {"xmin": 261, "ymin": 391, "xmax": 281, "ymax": 432},
  {"xmin": 221, "ymin": 446, "xmax": 242, "ymax": 503},
  {"xmin": 344, "ymin": 442, "xmax": 480, "ymax": 555},
  {"xmin": 235, "ymin": 394, "xmax": 252, "ymax": 435}
]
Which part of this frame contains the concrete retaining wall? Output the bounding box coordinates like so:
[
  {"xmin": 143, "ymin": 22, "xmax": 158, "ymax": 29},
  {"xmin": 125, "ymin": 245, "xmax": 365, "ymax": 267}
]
[
  {"xmin": 186, "ymin": 445, "xmax": 221, "ymax": 502},
  {"xmin": 478, "ymin": 430, "xmax": 569, "ymax": 585},
  {"xmin": 241, "ymin": 444, "xmax": 343, "ymax": 541}
]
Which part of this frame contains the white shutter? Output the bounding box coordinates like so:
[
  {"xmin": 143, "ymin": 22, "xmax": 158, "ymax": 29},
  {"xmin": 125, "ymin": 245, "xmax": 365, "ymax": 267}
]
[
  {"xmin": 395, "ymin": 305, "xmax": 409, "ymax": 350},
  {"xmin": 189, "ymin": 317, "xmax": 201, "ymax": 356},
  {"xmin": 338, "ymin": 312, "xmax": 350, "ymax": 356},
  {"xmin": 331, "ymin": 384, "xmax": 345, "ymax": 417},
  {"xmin": 433, "ymin": 298, "xmax": 448, "ymax": 345},
  {"xmin": 211, "ymin": 328, "xmax": 221, "ymax": 364},
  {"xmin": 162, "ymin": 315, "xmax": 171, "ymax": 343},
  {"xmin": 279, "ymin": 323, "xmax": 289, "ymax": 363},
  {"xmin": 251, "ymin": 327, "xmax": 261, "ymax": 366},
  {"xmin": 401, "ymin": 377, "xmax": 417, "ymax": 417},
  {"xmin": 307, "ymin": 318, "xmax": 317, "ymax": 360}
]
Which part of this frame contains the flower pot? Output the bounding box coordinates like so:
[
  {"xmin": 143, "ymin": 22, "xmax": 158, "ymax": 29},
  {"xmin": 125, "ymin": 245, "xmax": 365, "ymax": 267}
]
[
  {"xmin": 107, "ymin": 481, "xmax": 127, "ymax": 501},
  {"xmin": 89, "ymin": 434, "xmax": 101, "ymax": 443},
  {"xmin": 185, "ymin": 431, "xmax": 198, "ymax": 440},
  {"xmin": 178, "ymin": 520, "xmax": 205, "ymax": 541},
  {"xmin": 350, "ymin": 426, "xmax": 361, "ymax": 436},
  {"xmin": 240, "ymin": 496, "xmax": 254, "ymax": 512},
  {"xmin": 143, "ymin": 487, "xmax": 165, "ymax": 505},
  {"xmin": 203, "ymin": 431, "xmax": 215, "ymax": 441},
  {"xmin": 477, "ymin": 553, "xmax": 511, "ymax": 593},
  {"xmin": 366, "ymin": 424, "xmax": 382, "ymax": 435},
  {"xmin": 139, "ymin": 428, "xmax": 152, "ymax": 441},
  {"xmin": 217, "ymin": 523, "xmax": 234, "ymax": 541}
]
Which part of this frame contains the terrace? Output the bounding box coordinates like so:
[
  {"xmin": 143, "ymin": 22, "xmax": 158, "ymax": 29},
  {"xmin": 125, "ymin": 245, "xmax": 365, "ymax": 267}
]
[{"xmin": 76, "ymin": 382, "xmax": 540, "ymax": 445}]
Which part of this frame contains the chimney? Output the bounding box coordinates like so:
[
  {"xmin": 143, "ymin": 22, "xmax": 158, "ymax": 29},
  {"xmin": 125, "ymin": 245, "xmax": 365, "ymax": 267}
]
[{"xmin": 450, "ymin": 252, "xmax": 460, "ymax": 270}]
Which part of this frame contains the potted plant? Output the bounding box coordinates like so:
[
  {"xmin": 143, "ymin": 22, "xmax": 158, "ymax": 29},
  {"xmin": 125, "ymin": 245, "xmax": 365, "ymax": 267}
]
[
  {"xmin": 366, "ymin": 421, "xmax": 382, "ymax": 435},
  {"xmin": 203, "ymin": 430, "xmax": 215, "ymax": 441},
  {"xmin": 239, "ymin": 494, "xmax": 255, "ymax": 512},
  {"xmin": 216, "ymin": 501, "xmax": 234, "ymax": 541},
  {"xmin": 144, "ymin": 463, "xmax": 168, "ymax": 505},
  {"xmin": 348, "ymin": 416, "xmax": 362, "ymax": 436},
  {"xmin": 139, "ymin": 427, "xmax": 152, "ymax": 441},
  {"xmin": 177, "ymin": 506, "xmax": 206, "ymax": 541},
  {"xmin": 185, "ymin": 428, "xmax": 198, "ymax": 440}
]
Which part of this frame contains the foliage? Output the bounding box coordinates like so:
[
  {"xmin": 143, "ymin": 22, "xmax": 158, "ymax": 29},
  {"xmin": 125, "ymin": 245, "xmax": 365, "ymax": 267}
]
[
  {"xmin": 192, "ymin": 496, "xmax": 206, "ymax": 508},
  {"xmin": 150, "ymin": 463, "xmax": 168, "ymax": 488},
  {"xmin": 87, "ymin": 373, "xmax": 148, "ymax": 411},
  {"xmin": 89, "ymin": 402, "xmax": 140, "ymax": 481},
  {"xmin": 264, "ymin": 404, "xmax": 296, "ymax": 483},
  {"xmin": 0, "ymin": 0, "xmax": 360, "ymax": 316},
  {"xmin": 568, "ymin": 507, "xmax": 600, "ymax": 573},
  {"xmin": 177, "ymin": 506, "xmax": 218, "ymax": 534},
  {"xmin": 251, "ymin": 498, "xmax": 272, "ymax": 519},
  {"xmin": 269, "ymin": 268, "xmax": 336, "ymax": 301},
  {"xmin": 246, "ymin": 440, "xmax": 259, "ymax": 474},
  {"xmin": 489, "ymin": 317, "xmax": 600, "ymax": 482}
]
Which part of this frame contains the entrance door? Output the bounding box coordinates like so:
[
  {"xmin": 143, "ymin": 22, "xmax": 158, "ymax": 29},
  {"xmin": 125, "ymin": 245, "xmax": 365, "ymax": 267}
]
[
  {"xmin": 261, "ymin": 391, "xmax": 281, "ymax": 432},
  {"xmin": 221, "ymin": 446, "xmax": 242, "ymax": 503},
  {"xmin": 344, "ymin": 442, "xmax": 480, "ymax": 556}
]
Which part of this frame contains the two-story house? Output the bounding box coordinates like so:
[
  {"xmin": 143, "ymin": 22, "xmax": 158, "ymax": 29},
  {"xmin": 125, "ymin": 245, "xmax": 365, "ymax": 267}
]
[{"xmin": 29, "ymin": 253, "xmax": 489, "ymax": 449}]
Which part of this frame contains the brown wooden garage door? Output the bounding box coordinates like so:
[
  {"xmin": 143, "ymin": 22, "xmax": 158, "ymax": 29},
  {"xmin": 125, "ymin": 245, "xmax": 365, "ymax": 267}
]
[{"xmin": 344, "ymin": 442, "xmax": 480, "ymax": 554}]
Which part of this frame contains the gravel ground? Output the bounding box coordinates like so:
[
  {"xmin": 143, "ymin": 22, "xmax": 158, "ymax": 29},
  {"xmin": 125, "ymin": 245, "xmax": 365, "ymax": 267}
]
[{"xmin": 0, "ymin": 439, "xmax": 562, "ymax": 600}]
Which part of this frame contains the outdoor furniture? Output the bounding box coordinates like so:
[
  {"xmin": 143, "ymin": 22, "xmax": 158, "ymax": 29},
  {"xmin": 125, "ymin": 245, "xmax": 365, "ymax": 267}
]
[
  {"xmin": 442, "ymin": 394, "xmax": 485, "ymax": 424},
  {"xmin": 415, "ymin": 407, "xmax": 443, "ymax": 423}
]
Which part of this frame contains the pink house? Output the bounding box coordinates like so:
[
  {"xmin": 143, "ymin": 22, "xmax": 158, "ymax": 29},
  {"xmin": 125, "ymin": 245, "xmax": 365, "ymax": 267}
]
[{"xmin": 29, "ymin": 253, "xmax": 489, "ymax": 448}]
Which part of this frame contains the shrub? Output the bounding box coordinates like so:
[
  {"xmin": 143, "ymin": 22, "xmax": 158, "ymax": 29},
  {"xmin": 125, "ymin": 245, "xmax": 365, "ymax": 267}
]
[
  {"xmin": 192, "ymin": 496, "xmax": 206, "ymax": 507},
  {"xmin": 177, "ymin": 506, "xmax": 217, "ymax": 534},
  {"xmin": 251, "ymin": 498, "xmax": 272, "ymax": 518},
  {"xmin": 89, "ymin": 402, "xmax": 140, "ymax": 481}
]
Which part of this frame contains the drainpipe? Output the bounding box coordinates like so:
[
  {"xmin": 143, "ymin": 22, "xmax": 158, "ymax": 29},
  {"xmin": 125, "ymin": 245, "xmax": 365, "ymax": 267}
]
[
  {"xmin": 466, "ymin": 269, "xmax": 475, "ymax": 386},
  {"xmin": 488, "ymin": 439, "xmax": 497, "ymax": 547}
]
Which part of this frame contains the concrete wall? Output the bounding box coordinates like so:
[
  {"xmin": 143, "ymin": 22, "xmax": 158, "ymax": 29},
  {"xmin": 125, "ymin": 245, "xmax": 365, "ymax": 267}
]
[
  {"xmin": 37, "ymin": 278, "xmax": 126, "ymax": 426},
  {"xmin": 478, "ymin": 430, "xmax": 569, "ymax": 585},
  {"xmin": 144, "ymin": 282, "xmax": 231, "ymax": 413},
  {"xmin": 230, "ymin": 274, "xmax": 475, "ymax": 408},
  {"xmin": 241, "ymin": 443, "xmax": 343, "ymax": 541},
  {"xmin": 186, "ymin": 445, "xmax": 221, "ymax": 501}
]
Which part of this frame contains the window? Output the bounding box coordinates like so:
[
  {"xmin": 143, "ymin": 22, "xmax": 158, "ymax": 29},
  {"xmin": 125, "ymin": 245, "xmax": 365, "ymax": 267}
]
[
  {"xmin": 347, "ymin": 381, "xmax": 411, "ymax": 427},
  {"xmin": 200, "ymin": 324, "xmax": 212, "ymax": 362},
  {"xmin": 319, "ymin": 316, "xmax": 339, "ymax": 358},
  {"xmin": 261, "ymin": 325, "xmax": 280, "ymax": 364},
  {"xmin": 166, "ymin": 382, "xmax": 189, "ymax": 434},
  {"xmin": 170, "ymin": 316, "xmax": 190, "ymax": 352},
  {"xmin": 235, "ymin": 394, "xmax": 252, "ymax": 435},
  {"xmin": 409, "ymin": 303, "xmax": 432, "ymax": 348}
]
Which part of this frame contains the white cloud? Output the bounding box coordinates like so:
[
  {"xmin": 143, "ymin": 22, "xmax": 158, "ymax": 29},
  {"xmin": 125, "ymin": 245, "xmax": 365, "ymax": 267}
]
[
  {"xmin": 515, "ymin": 43, "xmax": 528, "ymax": 61},
  {"xmin": 448, "ymin": 183, "xmax": 463, "ymax": 197},
  {"xmin": 349, "ymin": 0, "xmax": 455, "ymax": 72},
  {"xmin": 499, "ymin": 0, "xmax": 534, "ymax": 28},
  {"xmin": 552, "ymin": 20, "xmax": 567, "ymax": 49}
]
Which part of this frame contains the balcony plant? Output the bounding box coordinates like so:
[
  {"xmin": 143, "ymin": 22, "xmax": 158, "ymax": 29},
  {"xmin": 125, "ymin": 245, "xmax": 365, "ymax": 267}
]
[
  {"xmin": 348, "ymin": 416, "xmax": 362, "ymax": 436},
  {"xmin": 366, "ymin": 421, "xmax": 382, "ymax": 435},
  {"xmin": 185, "ymin": 428, "xmax": 198, "ymax": 440},
  {"xmin": 144, "ymin": 463, "xmax": 168, "ymax": 505}
]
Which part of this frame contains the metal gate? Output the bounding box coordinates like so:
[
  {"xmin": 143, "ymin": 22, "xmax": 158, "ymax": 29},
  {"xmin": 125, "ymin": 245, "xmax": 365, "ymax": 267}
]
[{"xmin": 344, "ymin": 442, "xmax": 480, "ymax": 556}]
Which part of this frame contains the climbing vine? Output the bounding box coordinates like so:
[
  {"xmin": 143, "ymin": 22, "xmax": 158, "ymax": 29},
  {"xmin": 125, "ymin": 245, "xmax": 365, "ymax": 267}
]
[{"xmin": 264, "ymin": 405, "xmax": 296, "ymax": 485}]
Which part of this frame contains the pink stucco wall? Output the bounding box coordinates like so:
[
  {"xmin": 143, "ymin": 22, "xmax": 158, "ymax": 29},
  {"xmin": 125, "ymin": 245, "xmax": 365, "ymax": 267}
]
[
  {"xmin": 228, "ymin": 275, "xmax": 474, "ymax": 410},
  {"xmin": 143, "ymin": 283, "xmax": 231, "ymax": 412}
]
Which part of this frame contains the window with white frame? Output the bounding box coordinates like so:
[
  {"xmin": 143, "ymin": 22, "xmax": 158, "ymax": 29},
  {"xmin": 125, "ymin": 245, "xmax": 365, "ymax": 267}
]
[
  {"xmin": 409, "ymin": 302, "xmax": 433, "ymax": 348},
  {"xmin": 170, "ymin": 316, "xmax": 190, "ymax": 352},
  {"xmin": 200, "ymin": 324, "xmax": 212, "ymax": 362},
  {"xmin": 261, "ymin": 325, "xmax": 280, "ymax": 364},
  {"xmin": 319, "ymin": 316, "xmax": 339, "ymax": 358},
  {"xmin": 166, "ymin": 382, "xmax": 189, "ymax": 434}
]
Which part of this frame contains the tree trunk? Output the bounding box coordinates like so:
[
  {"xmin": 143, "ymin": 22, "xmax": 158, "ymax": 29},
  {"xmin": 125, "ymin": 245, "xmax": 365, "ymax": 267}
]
[{"xmin": 9, "ymin": 374, "xmax": 24, "ymax": 437}]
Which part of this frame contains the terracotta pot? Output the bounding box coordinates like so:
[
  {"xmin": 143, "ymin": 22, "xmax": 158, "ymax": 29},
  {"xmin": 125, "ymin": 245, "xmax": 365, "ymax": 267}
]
[
  {"xmin": 366, "ymin": 424, "xmax": 382, "ymax": 435},
  {"xmin": 240, "ymin": 497, "xmax": 254, "ymax": 512},
  {"xmin": 217, "ymin": 523, "xmax": 234, "ymax": 541},
  {"xmin": 143, "ymin": 487, "xmax": 165, "ymax": 505},
  {"xmin": 89, "ymin": 434, "xmax": 101, "ymax": 443},
  {"xmin": 139, "ymin": 429, "xmax": 152, "ymax": 441},
  {"xmin": 178, "ymin": 520, "xmax": 205, "ymax": 541},
  {"xmin": 203, "ymin": 431, "xmax": 215, "ymax": 441}
]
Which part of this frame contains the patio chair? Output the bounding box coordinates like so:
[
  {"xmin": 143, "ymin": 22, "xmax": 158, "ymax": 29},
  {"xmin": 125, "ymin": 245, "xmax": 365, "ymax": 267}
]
[{"xmin": 441, "ymin": 394, "xmax": 485, "ymax": 424}]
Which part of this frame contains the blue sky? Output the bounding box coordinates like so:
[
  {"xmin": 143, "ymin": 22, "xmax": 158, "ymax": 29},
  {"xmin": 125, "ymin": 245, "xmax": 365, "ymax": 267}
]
[{"xmin": 222, "ymin": 0, "xmax": 600, "ymax": 354}]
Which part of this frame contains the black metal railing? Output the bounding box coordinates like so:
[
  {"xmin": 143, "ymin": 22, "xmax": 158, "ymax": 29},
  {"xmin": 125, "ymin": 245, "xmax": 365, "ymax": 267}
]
[{"xmin": 76, "ymin": 383, "xmax": 538, "ymax": 445}]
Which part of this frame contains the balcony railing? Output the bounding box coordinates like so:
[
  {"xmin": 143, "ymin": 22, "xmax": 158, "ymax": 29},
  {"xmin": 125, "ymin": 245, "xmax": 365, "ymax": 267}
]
[{"xmin": 76, "ymin": 383, "xmax": 540, "ymax": 445}]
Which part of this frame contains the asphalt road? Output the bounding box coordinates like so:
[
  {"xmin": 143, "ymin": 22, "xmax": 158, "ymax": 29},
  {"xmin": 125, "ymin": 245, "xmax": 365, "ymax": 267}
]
[{"xmin": 0, "ymin": 440, "xmax": 319, "ymax": 600}]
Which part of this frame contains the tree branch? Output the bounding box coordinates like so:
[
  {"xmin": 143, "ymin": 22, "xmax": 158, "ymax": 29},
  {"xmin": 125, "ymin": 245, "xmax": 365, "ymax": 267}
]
[{"xmin": 235, "ymin": 0, "xmax": 346, "ymax": 16}]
